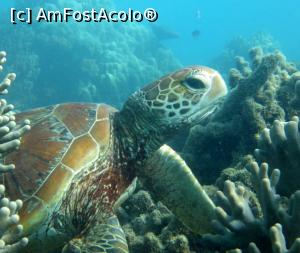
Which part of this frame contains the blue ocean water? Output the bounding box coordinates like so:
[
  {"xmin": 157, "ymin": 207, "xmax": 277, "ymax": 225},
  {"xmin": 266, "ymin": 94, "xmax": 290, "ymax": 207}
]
[
  {"xmin": 118, "ymin": 0, "xmax": 300, "ymax": 64},
  {"xmin": 0, "ymin": 0, "xmax": 299, "ymax": 108},
  {"xmin": 1, "ymin": 0, "xmax": 300, "ymax": 65}
]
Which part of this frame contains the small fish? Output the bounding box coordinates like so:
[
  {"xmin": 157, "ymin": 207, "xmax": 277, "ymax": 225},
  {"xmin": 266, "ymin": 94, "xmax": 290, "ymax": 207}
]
[
  {"xmin": 196, "ymin": 9, "xmax": 201, "ymax": 19},
  {"xmin": 192, "ymin": 30, "xmax": 201, "ymax": 39}
]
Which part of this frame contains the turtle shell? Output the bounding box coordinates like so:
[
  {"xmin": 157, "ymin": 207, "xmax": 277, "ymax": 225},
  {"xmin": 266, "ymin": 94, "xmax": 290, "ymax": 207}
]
[{"xmin": 3, "ymin": 103, "xmax": 117, "ymax": 233}]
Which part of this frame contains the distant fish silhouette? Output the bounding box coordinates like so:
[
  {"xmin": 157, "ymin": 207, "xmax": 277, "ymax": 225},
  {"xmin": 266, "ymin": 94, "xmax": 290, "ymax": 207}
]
[
  {"xmin": 196, "ymin": 9, "xmax": 201, "ymax": 19},
  {"xmin": 151, "ymin": 24, "xmax": 179, "ymax": 40},
  {"xmin": 192, "ymin": 30, "xmax": 201, "ymax": 39}
]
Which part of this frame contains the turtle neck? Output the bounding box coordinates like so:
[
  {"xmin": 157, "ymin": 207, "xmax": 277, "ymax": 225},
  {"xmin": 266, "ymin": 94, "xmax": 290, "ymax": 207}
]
[{"xmin": 112, "ymin": 91, "xmax": 164, "ymax": 179}]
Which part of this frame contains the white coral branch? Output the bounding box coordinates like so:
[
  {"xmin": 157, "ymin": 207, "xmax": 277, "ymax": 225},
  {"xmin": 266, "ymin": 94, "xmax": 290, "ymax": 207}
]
[
  {"xmin": 0, "ymin": 51, "xmax": 29, "ymax": 252},
  {"xmin": 0, "ymin": 185, "xmax": 28, "ymax": 253},
  {"xmin": 0, "ymin": 51, "xmax": 30, "ymax": 173}
]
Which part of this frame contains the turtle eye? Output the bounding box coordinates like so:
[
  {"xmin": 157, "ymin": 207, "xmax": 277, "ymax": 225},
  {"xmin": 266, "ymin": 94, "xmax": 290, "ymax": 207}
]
[{"xmin": 183, "ymin": 76, "xmax": 206, "ymax": 90}]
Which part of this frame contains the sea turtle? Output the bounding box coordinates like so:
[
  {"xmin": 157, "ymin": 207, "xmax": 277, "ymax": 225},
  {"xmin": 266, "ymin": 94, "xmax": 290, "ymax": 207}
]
[{"xmin": 3, "ymin": 66, "xmax": 227, "ymax": 253}]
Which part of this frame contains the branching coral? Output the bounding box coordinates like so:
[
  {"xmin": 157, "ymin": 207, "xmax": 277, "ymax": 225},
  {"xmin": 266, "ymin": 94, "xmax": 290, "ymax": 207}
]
[
  {"xmin": 228, "ymin": 224, "xmax": 300, "ymax": 253},
  {"xmin": 0, "ymin": 51, "xmax": 30, "ymax": 172},
  {"xmin": 0, "ymin": 51, "xmax": 30, "ymax": 253},
  {"xmin": 202, "ymin": 161, "xmax": 300, "ymax": 252},
  {"xmin": 0, "ymin": 185, "xmax": 28, "ymax": 253},
  {"xmin": 255, "ymin": 117, "xmax": 300, "ymax": 195}
]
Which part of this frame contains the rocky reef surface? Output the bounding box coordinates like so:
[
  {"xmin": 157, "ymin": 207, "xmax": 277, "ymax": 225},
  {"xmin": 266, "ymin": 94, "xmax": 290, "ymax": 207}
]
[
  {"xmin": 0, "ymin": 0, "xmax": 181, "ymax": 110},
  {"xmin": 119, "ymin": 48, "xmax": 300, "ymax": 252}
]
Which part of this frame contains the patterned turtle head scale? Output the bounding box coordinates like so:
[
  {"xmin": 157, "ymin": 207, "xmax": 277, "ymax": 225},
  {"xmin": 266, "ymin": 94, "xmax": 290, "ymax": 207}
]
[{"xmin": 139, "ymin": 66, "xmax": 227, "ymax": 127}]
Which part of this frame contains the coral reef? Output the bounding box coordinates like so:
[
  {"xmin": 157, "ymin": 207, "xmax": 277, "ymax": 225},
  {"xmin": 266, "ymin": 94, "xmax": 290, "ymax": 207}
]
[
  {"xmin": 255, "ymin": 116, "xmax": 300, "ymax": 195},
  {"xmin": 1, "ymin": 0, "xmax": 181, "ymax": 110},
  {"xmin": 0, "ymin": 185, "xmax": 28, "ymax": 253},
  {"xmin": 202, "ymin": 161, "xmax": 300, "ymax": 252},
  {"xmin": 118, "ymin": 187, "xmax": 197, "ymax": 253},
  {"xmin": 198, "ymin": 117, "xmax": 300, "ymax": 252},
  {"xmin": 182, "ymin": 48, "xmax": 299, "ymax": 184},
  {"xmin": 119, "ymin": 152, "xmax": 300, "ymax": 253},
  {"xmin": 0, "ymin": 53, "xmax": 31, "ymax": 173},
  {"xmin": 119, "ymin": 50, "xmax": 300, "ymax": 252},
  {"xmin": 0, "ymin": 51, "xmax": 30, "ymax": 252}
]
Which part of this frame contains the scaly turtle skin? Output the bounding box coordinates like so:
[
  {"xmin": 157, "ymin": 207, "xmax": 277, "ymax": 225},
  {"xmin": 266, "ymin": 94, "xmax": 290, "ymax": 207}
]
[{"xmin": 3, "ymin": 66, "xmax": 227, "ymax": 253}]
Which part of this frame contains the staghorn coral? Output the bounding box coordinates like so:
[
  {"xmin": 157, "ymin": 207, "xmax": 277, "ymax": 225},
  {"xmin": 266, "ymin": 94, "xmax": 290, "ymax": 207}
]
[
  {"xmin": 255, "ymin": 116, "xmax": 300, "ymax": 196},
  {"xmin": 0, "ymin": 51, "xmax": 30, "ymax": 253},
  {"xmin": 0, "ymin": 51, "xmax": 31, "ymax": 170},
  {"xmin": 247, "ymin": 223, "xmax": 300, "ymax": 253},
  {"xmin": 0, "ymin": 51, "xmax": 30, "ymax": 172},
  {"xmin": 227, "ymin": 223, "xmax": 300, "ymax": 253},
  {"xmin": 0, "ymin": 185, "xmax": 28, "ymax": 253},
  {"xmin": 202, "ymin": 161, "xmax": 300, "ymax": 252}
]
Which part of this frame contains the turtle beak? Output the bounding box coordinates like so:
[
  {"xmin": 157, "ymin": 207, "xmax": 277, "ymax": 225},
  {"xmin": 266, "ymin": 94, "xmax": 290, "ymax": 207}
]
[
  {"xmin": 206, "ymin": 72, "xmax": 228, "ymax": 101},
  {"xmin": 186, "ymin": 72, "xmax": 227, "ymax": 125},
  {"xmin": 186, "ymin": 103, "xmax": 217, "ymax": 126},
  {"xmin": 197, "ymin": 71, "xmax": 227, "ymax": 109}
]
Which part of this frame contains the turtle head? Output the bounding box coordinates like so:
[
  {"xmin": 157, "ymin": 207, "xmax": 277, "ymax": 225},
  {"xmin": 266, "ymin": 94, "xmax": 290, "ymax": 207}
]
[
  {"xmin": 116, "ymin": 66, "xmax": 227, "ymax": 176},
  {"xmin": 139, "ymin": 66, "xmax": 227, "ymax": 128}
]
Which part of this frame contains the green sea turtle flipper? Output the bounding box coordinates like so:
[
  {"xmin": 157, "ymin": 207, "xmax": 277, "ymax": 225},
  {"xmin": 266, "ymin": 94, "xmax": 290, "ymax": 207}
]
[
  {"xmin": 140, "ymin": 144, "xmax": 216, "ymax": 234},
  {"xmin": 62, "ymin": 215, "xmax": 128, "ymax": 253}
]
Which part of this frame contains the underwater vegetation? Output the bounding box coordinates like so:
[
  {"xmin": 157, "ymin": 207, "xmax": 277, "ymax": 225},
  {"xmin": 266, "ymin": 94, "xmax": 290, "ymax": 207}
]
[
  {"xmin": 0, "ymin": 51, "xmax": 30, "ymax": 252},
  {"xmin": 119, "ymin": 48, "xmax": 300, "ymax": 252},
  {"xmin": 1, "ymin": 0, "xmax": 180, "ymax": 110}
]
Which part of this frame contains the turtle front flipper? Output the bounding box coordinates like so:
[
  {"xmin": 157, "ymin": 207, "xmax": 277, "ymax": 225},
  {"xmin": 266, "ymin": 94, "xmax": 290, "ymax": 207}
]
[
  {"xmin": 140, "ymin": 144, "xmax": 216, "ymax": 234},
  {"xmin": 62, "ymin": 216, "xmax": 128, "ymax": 253}
]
